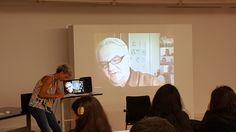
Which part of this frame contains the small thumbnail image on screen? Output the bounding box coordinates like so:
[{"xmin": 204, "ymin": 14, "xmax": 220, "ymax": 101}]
[{"xmin": 65, "ymin": 80, "xmax": 84, "ymax": 94}]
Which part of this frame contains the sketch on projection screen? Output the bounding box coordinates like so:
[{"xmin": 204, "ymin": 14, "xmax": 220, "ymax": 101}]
[{"xmin": 95, "ymin": 33, "xmax": 174, "ymax": 88}]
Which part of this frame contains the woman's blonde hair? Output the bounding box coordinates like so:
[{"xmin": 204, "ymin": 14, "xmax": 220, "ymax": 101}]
[{"xmin": 56, "ymin": 64, "xmax": 72, "ymax": 76}]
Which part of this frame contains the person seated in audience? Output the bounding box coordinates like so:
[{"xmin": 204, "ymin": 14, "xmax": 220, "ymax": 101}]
[
  {"xmin": 71, "ymin": 96, "xmax": 112, "ymax": 132},
  {"xmin": 148, "ymin": 84, "xmax": 193, "ymax": 132},
  {"xmin": 201, "ymin": 85, "xmax": 236, "ymax": 132},
  {"xmin": 130, "ymin": 117, "xmax": 176, "ymax": 132}
]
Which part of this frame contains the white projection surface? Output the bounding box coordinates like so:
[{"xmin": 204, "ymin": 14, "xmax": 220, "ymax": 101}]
[{"xmin": 69, "ymin": 24, "xmax": 193, "ymax": 130}]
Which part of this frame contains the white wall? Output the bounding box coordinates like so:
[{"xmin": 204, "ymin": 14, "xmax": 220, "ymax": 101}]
[{"xmin": 0, "ymin": 4, "xmax": 236, "ymax": 131}]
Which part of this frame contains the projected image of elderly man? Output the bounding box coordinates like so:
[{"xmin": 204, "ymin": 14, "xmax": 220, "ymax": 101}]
[{"xmin": 96, "ymin": 37, "xmax": 163, "ymax": 87}]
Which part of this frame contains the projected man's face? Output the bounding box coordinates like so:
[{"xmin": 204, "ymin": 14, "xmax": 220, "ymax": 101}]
[
  {"xmin": 98, "ymin": 42, "xmax": 131, "ymax": 87},
  {"xmin": 65, "ymin": 82, "xmax": 73, "ymax": 93}
]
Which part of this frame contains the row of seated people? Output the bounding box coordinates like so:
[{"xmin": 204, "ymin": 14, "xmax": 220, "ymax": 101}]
[{"xmin": 70, "ymin": 84, "xmax": 236, "ymax": 132}]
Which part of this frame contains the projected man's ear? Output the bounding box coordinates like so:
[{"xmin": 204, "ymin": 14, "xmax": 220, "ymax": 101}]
[{"xmin": 97, "ymin": 38, "xmax": 131, "ymax": 87}]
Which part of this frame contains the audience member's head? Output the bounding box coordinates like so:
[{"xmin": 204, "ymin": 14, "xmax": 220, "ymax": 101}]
[
  {"xmin": 150, "ymin": 84, "xmax": 182, "ymax": 115},
  {"xmin": 149, "ymin": 84, "xmax": 193, "ymax": 132},
  {"xmin": 130, "ymin": 117, "xmax": 176, "ymax": 132},
  {"xmin": 209, "ymin": 85, "xmax": 236, "ymax": 114},
  {"xmin": 72, "ymin": 96, "xmax": 111, "ymax": 132}
]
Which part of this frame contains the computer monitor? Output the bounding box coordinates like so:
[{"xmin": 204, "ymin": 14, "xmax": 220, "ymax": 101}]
[
  {"xmin": 64, "ymin": 79, "xmax": 84, "ymax": 94},
  {"xmin": 79, "ymin": 77, "xmax": 92, "ymax": 93},
  {"xmin": 63, "ymin": 77, "xmax": 92, "ymax": 94}
]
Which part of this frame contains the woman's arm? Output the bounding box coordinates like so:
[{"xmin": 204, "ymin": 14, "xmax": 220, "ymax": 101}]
[
  {"xmin": 55, "ymin": 82, "xmax": 64, "ymax": 97},
  {"xmin": 38, "ymin": 76, "xmax": 63, "ymax": 99}
]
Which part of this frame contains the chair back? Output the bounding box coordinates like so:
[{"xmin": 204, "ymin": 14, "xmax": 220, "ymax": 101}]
[
  {"xmin": 21, "ymin": 93, "xmax": 32, "ymax": 114},
  {"xmin": 125, "ymin": 95, "xmax": 151, "ymax": 124}
]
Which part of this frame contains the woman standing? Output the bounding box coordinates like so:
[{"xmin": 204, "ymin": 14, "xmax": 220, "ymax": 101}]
[{"xmin": 29, "ymin": 64, "xmax": 71, "ymax": 132}]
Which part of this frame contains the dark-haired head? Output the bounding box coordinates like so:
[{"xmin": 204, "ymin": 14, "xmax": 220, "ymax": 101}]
[
  {"xmin": 209, "ymin": 85, "xmax": 236, "ymax": 114},
  {"xmin": 130, "ymin": 117, "xmax": 176, "ymax": 132},
  {"xmin": 149, "ymin": 84, "xmax": 193, "ymax": 132},
  {"xmin": 150, "ymin": 84, "xmax": 182, "ymax": 116},
  {"xmin": 72, "ymin": 96, "xmax": 111, "ymax": 132}
]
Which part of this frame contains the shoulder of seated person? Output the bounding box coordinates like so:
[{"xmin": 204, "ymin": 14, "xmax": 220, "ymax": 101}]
[
  {"xmin": 175, "ymin": 111, "xmax": 191, "ymax": 119},
  {"xmin": 136, "ymin": 71, "xmax": 156, "ymax": 78}
]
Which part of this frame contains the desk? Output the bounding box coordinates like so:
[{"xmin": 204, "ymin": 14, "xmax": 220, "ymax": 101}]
[
  {"xmin": 0, "ymin": 107, "xmax": 24, "ymax": 120},
  {"xmin": 60, "ymin": 92, "xmax": 103, "ymax": 132},
  {"xmin": 0, "ymin": 107, "xmax": 32, "ymax": 132}
]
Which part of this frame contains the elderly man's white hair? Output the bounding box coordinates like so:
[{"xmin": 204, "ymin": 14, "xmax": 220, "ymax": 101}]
[{"xmin": 96, "ymin": 37, "xmax": 129, "ymax": 60}]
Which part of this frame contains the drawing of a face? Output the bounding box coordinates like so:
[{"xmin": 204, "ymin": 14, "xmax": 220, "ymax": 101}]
[{"xmin": 97, "ymin": 38, "xmax": 131, "ymax": 87}]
